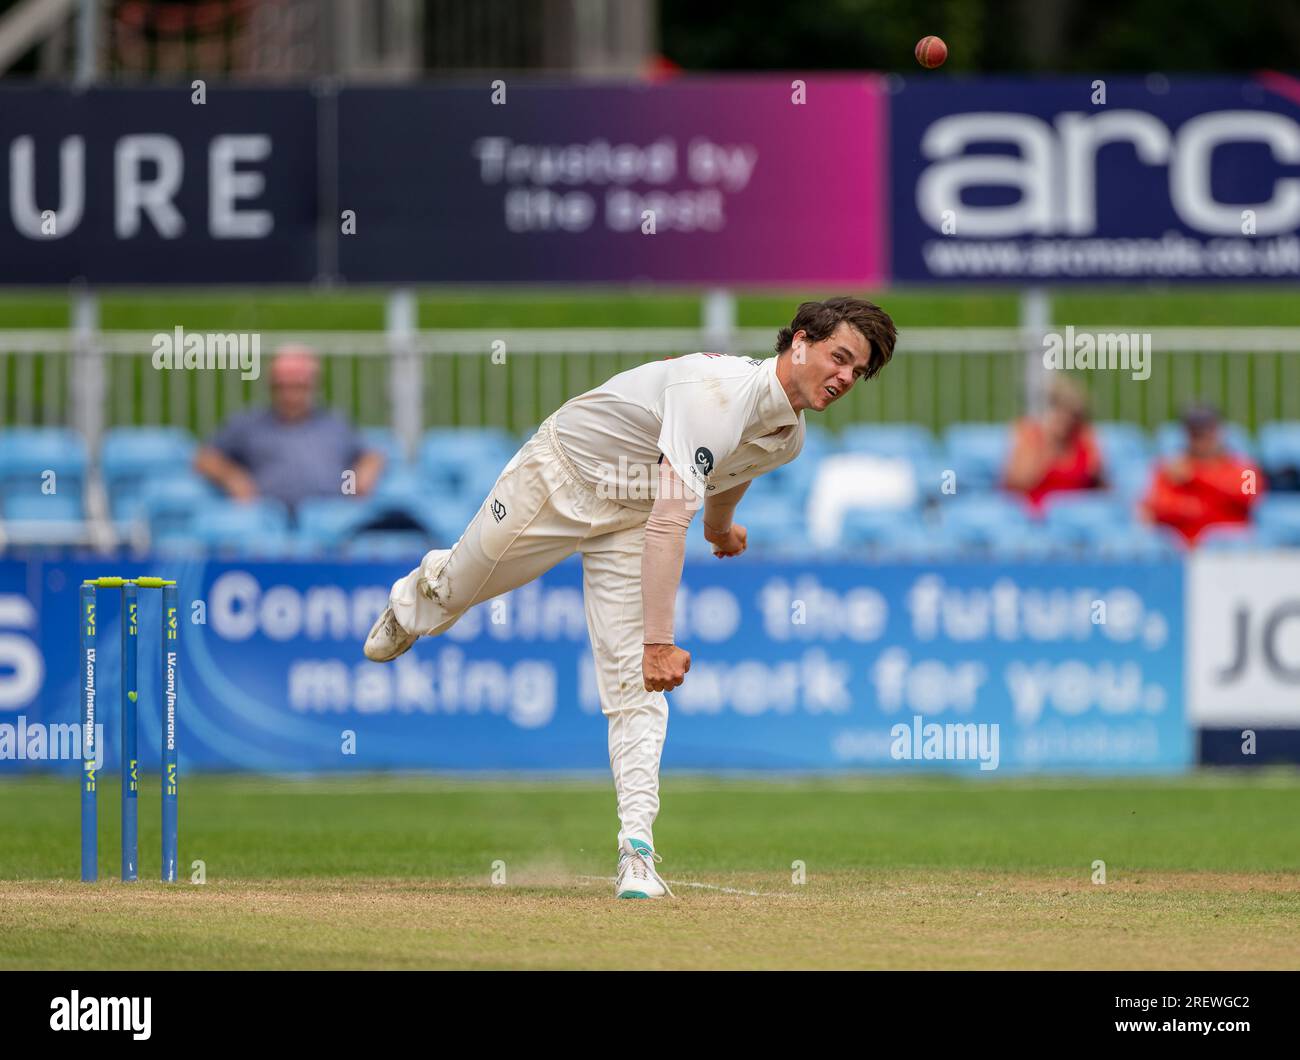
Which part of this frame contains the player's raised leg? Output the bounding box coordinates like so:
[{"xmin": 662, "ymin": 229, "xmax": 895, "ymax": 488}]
[
  {"xmin": 579, "ymin": 521, "xmax": 674, "ymax": 898},
  {"xmin": 366, "ymin": 425, "xmax": 587, "ymax": 661}
]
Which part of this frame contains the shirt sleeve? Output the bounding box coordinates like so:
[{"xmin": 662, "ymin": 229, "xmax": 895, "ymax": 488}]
[
  {"xmin": 209, "ymin": 411, "xmax": 252, "ymax": 467},
  {"xmin": 336, "ymin": 415, "xmax": 366, "ymax": 465},
  {"xmin": 657, "ymin": 380, "xmax": 746, "ymax": 500}
]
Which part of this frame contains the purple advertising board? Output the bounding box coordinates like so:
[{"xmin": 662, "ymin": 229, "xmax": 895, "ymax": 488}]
[
  {"xmin": 889, "ymin": 74, "xmax": 1300, "ymax": 282},
  {"xmin": 335, "ymin": 77, "xmax": 888, "ymax": 285},
  {"xmin": 6, "ymin": 76, "xmax": 1300, "ymax": 286}
]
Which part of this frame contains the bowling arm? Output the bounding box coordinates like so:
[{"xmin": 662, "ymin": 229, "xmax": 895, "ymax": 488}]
[{"xmin": 641, "ymin": 462, "xmax": 697, "ymax": 645}]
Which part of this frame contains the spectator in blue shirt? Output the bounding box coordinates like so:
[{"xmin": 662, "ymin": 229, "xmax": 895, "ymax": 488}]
[{"xmin": 194, "ymin": 345, "xmax": 384, "ymax": 509}]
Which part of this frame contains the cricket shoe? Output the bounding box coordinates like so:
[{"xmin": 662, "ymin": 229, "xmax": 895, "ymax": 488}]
[
  {"xmin": 364, "ymin": 607, "xmax": 418, "ymax": 662},
  {"xmin": 615, "ymin": 837, "xmax": 674, "ymax": 899}
]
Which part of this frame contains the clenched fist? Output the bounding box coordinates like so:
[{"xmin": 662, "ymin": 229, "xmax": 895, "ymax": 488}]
[
  {"xmin": 703, "ymin": 521, "xmax": 747, "ymax": 558},
  {"xmin": 643, "ymin": 643, "xmax": 691, "ymax": 692}
]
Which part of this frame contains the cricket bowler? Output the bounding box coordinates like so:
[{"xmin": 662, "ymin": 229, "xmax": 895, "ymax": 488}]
[{"xmin": 365, "ymin": 297, "xmax": 897, "ymax": 897}]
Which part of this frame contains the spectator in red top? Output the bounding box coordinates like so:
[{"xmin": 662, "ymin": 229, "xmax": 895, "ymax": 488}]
[
  {"xmin": 1143, "ymin": 405, "xmax": 1263, "ymax": 545},
  {"xmin": 1003, "ymin": 378, "xmax": 1105, "ymax": 510}
]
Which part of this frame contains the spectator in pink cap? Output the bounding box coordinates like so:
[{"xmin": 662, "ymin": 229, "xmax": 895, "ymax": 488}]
[{"xmin": 194, "ymin": 345, "xmax": 385, "ymax": 509}]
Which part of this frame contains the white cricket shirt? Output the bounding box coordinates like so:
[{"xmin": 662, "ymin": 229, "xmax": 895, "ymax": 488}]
[{"xmin": 552, "ymin": 352, "xmax": 804, "ymax": 510}]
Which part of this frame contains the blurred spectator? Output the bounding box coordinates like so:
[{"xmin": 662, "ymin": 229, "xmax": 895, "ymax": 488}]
[
  {"xmin": 194, "ymin": 346, "xmax": 384, "ymax": 509},
  {"xmin": 1142, "ymin": 405, "xmax": 1263, "ymax": 545},
  {"xmin": 1003, "ymin": 378, "xmax": 1104, "ymax": 510}
]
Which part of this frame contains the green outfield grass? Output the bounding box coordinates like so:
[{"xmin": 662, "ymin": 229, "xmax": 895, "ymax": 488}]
[
  {"xmin": 5, "ymin": 286, "xmax": 1300, "ymax": 330},
  {"xmin": 1, "ymin": 772, "xmax": 1297, "ymax": 969}
]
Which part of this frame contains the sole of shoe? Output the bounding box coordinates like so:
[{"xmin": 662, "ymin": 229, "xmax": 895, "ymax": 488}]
[
  {"xmin": 364, "ymin": 609, "xmax": 418, "ymax": 663},
  {"xmin": 364, "ymin": 637, "xmax": 414, "ymax": 663}
]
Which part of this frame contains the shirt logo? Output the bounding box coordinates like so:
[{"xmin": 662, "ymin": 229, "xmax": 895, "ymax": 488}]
[
  {"xmin": 694, "ymin": 447, "xmax": 714, "ymax": 477},
  {"xmin": 490, "ymin": 498, "xmax": 507, "ymax": 522}
]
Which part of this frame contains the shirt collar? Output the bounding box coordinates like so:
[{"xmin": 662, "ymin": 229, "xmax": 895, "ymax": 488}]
[{"xmin": 754, "ymin": 354, "xmax": 800, "ymax": 431}]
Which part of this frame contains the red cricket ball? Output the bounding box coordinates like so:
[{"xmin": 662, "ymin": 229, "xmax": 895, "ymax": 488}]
[{"xmin": 915, "ymin": 35, "xmax": 948, "ymax": 69}]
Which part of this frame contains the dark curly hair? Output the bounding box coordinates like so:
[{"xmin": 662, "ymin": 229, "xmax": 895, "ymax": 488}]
[{"xmin": 774, "ymin": 297, "xmax": 897, "ymax": 382}]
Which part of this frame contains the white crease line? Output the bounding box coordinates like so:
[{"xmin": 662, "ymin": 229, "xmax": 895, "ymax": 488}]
[
  {"xmin": 576, "ymin": 874, "xmax": 781, "ymax": 898},
  {"xmin": 665, "ymin": 880, "xmax": 770, "ymax": 897}
]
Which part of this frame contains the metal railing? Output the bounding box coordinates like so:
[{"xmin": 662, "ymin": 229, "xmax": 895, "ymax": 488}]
[{"xmin": 3, "ymin": 327, "xmax": 1300, "ymax": 454}]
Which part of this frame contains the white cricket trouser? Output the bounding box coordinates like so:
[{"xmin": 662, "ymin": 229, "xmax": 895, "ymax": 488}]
[{"xmin": 389, "ymin": 415, "xmax": 668, "ymax": 853}]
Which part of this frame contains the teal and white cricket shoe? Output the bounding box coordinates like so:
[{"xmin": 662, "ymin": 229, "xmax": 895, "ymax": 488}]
[{"xmin": 615, "ymin": 837, "xmax": 673, "ymax": 899}]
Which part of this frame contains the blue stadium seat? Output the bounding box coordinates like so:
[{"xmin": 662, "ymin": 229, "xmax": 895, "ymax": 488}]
[
  {"xmin": 836, "ymin": 507, "xmax": 916, "ymax": 549},
  {"xmin": 1109, "ymin": 461, "xmax": 1156, "ymax": 503},
  {"xmin": 1258, "ymin": 421, "xmax": 1300, "ymax": 473},
  {"xmin": 419, "ymin": 428, "xmax": 516, "ymax": 496},
  {"xmin": 1197, "ymin": 524, "xmax": 1281, "ymax": 552},
  {"xmin": 295, "ymin": 497, "xmax": 382, "ymax": 548},
  {"xmin": 174, "ymin": 499, "xmax": 290, "ymax": 553},
  {"xmin": 359, "ymin": 427, "xmax": 408, "ymax": 467},
  {"xmin": 801, "ymin": 424, "xmax": 837, "ymax": 461},
  {"xmin": 763, "ymin": 530, "xmax": 817, "ymax": 559},
  {"xmin": 137, "ymin": 475, "xmax": 221, "ymax": 537},
  {"xmin": 0, "ymin": 427, "xmax": 87, "ymax": 501},
  {"xmin": 343, "ymin": 531, "xmax": 434, "ymax": 561},
  {"xmin": 745, "ymin": 456, "xmax": 817, "ymax": 503},
  {"xmin": 2, "ymin": 492, "xmax": 84, "ymax": 521},
  {"xmin": 987, "ymin": 524, "xmax": 1074, "ymax": 560},
  {"xmin": 297, "ymin": 493, "xmax": 444, "ymax": 552},
  {"xmin": 910, "ymin": 458, "xmax": 959, "ymax": 499},
  {"xmin": 738, "ymin": 495, "xmax": 808, "ymax": 542},
  {"xmin": 942, "ymin": 423, "xmax": 1011, "ymax": 489},
  {"xmin": 153, "ymin": 528, "xmax": 296, "ymax": 559},
  {"xmin": 874, "ymin": 522, "xmax": 972, "ymax": 561},
  {"xmin": 685, "ymin": 531, "xmax": 718, "ymax": 559},
  {"xmin": 373, "ymin": 465, "xmax": 427, "ymax": 501},
  {"xmin": 1092, "ymin": 421, "xmax": 1152, "ymax": 465},
  {"xmin": 839, "ymin": 423, "xmax": 937, "ymax": 461},
  {"xmin": 150, "ymin": 536, "xmax": 207, "ymax": 559},
  {"xmin": 1042, "ymin": 494, "xmax": 1132, "ymax": 544},
  {"xmin": 1155, "ymin": 420, "xmax": 1255, "ymax": 460},
  {"xmin": 936, "ymin": 493, "xmax": 1031, "ymax": 546},
  {"xmin": 1089, "ymin": 525, "xmax": 1183, "ymax": 560},
  {"xmin": 1253, "ymin": 496, "xmax": 1300, "ymax": 545},
  {"xmin": 101, "ymin": 427, "xmax": 198, "ymax": 519},
  {"xmin": 428, "ymin": 497, "xmax": 478, "ymax": 543}
]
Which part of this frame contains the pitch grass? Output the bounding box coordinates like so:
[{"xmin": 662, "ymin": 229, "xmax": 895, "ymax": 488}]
[{"xmin": 1, "ymin": 773, "xmax": 1298, "ymax": 969}]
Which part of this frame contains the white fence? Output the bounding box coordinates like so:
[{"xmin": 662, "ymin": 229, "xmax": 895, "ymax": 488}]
[{"xmin": 3, "ymin": 325, "xmax": 1300, "ymax": 455}]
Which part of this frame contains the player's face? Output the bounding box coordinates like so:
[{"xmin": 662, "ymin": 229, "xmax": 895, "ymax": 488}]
[{"xmin": 792, "ymin": 322, "xmax": 873, "ymax": 412}]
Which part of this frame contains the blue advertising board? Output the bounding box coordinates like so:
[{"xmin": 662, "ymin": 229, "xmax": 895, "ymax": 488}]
[
  {"xmin": 0, "ymin": 555, "xmax": 1188, "ymax": 775},
  {"xmin": 890, "ymin": 75, "xmax": 1300, "ymax": 282}
]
